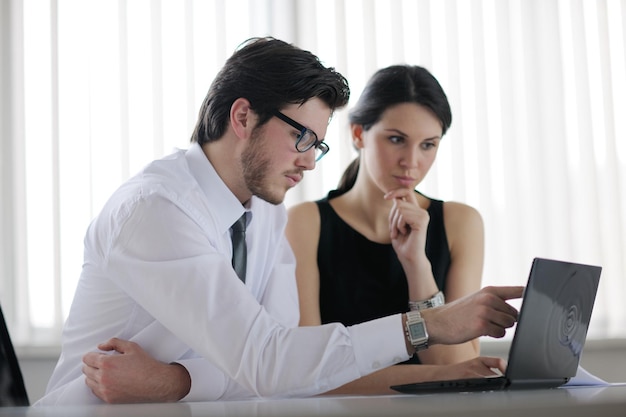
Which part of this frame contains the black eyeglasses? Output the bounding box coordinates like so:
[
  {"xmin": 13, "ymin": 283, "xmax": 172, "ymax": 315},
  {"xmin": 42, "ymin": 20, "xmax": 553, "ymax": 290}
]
[{"xmin": 273, "ymin": 110, "xmax": 329, "ymax": 162}]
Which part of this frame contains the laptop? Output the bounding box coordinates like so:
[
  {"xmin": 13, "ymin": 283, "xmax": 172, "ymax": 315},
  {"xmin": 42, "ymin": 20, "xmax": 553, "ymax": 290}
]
[
  {"xmin": 391, "ymin": 257, "xmax": 602, "ymax": 394},
  {"xmin": 0, "ymin": 304, "xmax": 30, "ymax": 406}
]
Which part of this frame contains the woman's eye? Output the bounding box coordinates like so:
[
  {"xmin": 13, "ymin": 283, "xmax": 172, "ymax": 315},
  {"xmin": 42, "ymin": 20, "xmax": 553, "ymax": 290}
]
[{"xmin": 389, "ymin": 136, "xmax": 404, "ymax": 144}]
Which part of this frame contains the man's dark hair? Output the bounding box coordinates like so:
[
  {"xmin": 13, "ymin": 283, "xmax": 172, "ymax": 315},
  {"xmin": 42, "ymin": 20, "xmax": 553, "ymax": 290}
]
[{"xmin": 191, "ymin": 37, "xmax": 350, "ymax": 145}]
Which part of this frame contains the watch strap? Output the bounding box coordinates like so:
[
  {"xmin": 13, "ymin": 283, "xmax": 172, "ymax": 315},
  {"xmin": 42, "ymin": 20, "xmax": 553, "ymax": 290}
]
[{"xmin": 408, "ymin": 290, "xmax": 445, "ymax": 311}]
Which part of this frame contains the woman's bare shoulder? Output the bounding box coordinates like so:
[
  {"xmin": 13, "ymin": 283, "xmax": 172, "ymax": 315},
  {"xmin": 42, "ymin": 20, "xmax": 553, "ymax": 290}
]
[
  {"xmin": 442, "ymin": 201, "xmax": 484, "ymax": 234},
  {"xmin": 287, "ymin": 201, "xmax": 320, "ymax": 220},
  {"xmin": 286, "ymin": 201, "xmax": 321, "ymax": 234}
]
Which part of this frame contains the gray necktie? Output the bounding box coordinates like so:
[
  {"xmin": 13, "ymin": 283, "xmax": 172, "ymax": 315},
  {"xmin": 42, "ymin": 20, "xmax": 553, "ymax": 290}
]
[{"xmin": 230, "ymin": 214, "xmax": 247, "ymax": 282}]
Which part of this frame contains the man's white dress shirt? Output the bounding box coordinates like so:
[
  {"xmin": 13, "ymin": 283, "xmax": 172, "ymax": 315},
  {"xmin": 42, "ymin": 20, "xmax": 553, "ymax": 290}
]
[{"xmin": 36, "ymin": 143, "xmax": 410, "ymax": 405}]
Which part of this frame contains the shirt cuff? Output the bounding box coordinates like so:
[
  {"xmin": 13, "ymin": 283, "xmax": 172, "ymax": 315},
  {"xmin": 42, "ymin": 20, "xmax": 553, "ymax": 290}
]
[
  {"xmin": 175, "ymin": 358, "xmax": 228, "ymax": 402},
  {"xmin": 347, "ymin": 313, "xmax": 411, "ymax": 376}
]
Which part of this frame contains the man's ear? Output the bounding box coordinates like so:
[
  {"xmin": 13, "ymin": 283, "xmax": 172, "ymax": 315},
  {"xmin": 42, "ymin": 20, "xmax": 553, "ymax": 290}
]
[
  {"xmin": 351, "ymin": 124, "xmax": 365, "ymax": 149},
  {"xmin": 230, "ymin": 98, "xmax": 255, "ymax": 139}
]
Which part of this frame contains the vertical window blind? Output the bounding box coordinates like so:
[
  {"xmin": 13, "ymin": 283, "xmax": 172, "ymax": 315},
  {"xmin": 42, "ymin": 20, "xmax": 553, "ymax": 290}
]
[{"xmin": 1, "ymin": 0, "xmax": 624, "ymax": 347}]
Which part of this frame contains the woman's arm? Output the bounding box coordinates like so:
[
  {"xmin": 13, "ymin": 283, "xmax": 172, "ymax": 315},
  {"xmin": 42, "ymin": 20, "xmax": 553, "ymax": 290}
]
[
  {"xmin": 418, "ymin": 201, "xmax": 484, "ymax": 365},
  {"xmin": 385, "ymin": 190, "xmax": 440, "ymax": 301},
  {"xmin": 383, "ymin": 190, "xmax": 481, "ymax": 365},
  {"xmin": 285, "ymin": 202, "xmax": 323, "ymax": 326},
  {"xmin": 323, "ymin": 356, "xmax": 505, "ymax": 395}
]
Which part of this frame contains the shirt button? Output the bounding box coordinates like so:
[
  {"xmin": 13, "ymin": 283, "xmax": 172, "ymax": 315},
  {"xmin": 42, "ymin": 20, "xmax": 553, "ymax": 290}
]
[{"xmin": 372, "ymin": 361, "xmax": 381, "ymax": 368}]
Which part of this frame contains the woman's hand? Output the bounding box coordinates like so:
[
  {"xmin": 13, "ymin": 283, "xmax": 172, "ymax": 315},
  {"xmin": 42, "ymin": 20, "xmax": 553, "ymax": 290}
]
[
  {"xmin": 384, "ymin": 188, "xmax": 429, "ymax": 265},
  {"xmin": 432, "ymin": 356, "xmax": 507, "ymax": 381},
  {"xmin": 384, "ymin": 189, "xmax": 438, "ymax": 302}
]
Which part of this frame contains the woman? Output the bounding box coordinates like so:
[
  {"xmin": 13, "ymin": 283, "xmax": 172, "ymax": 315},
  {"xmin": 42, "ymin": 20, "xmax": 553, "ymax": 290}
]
[{"xmin": 286, "ymin": 65, "xmax": 500, "ymax": 394}]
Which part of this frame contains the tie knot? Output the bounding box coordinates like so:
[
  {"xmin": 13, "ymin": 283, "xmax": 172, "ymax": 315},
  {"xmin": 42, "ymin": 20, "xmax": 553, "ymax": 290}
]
[{"xmin": 232, "ymin": 214, "xmax": 246, "ymax": 233}]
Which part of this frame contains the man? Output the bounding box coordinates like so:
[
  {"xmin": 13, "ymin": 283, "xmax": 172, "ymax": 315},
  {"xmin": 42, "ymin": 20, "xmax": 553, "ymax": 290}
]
[{"xmin": 36, "ymin": 37, "xmax": 522, "ymax": 405}]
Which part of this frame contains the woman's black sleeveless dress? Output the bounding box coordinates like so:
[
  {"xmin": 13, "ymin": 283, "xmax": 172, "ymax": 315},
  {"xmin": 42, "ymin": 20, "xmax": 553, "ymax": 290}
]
[{"xmin": 315, "ymin": 190, "xmax": 451, "ymax": 364}]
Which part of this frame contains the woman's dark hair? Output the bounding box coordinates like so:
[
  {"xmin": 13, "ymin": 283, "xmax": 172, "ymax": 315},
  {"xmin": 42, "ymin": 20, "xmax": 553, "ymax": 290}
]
[
  {"xmin": 191, "ymin": 37, "xmax": 350, "ymax": 145},
  {"xmin": 336, "ymin": 65, "xmax": 452, "ymax": 193}
]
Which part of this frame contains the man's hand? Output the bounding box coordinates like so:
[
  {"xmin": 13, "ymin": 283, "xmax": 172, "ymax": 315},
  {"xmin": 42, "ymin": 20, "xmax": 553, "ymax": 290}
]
[
  {"xmin": 421, "ymin": 286, "xmax": 524, "ymax": 345},
  {"xmin": 82, "ymin": 338, "xmax": 191, "ymax": 404}
]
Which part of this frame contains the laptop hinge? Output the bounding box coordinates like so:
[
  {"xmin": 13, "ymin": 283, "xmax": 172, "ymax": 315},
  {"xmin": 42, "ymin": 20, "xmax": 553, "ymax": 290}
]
[{"xmin": 507, "ymin": 378, "xmax": 569, "ymax": 390}]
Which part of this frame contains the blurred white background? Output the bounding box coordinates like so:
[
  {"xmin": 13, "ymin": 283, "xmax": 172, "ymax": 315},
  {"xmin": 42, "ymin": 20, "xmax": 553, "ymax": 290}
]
[{"xmin": 1, "ymin": 0, "xmax": 625, "ymax": 351}]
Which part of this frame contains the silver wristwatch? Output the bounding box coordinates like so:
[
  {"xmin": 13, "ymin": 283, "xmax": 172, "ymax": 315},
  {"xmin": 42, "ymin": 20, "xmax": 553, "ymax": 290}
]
[
  {"xmin": 408, "ymin": 290, "xmax": 445, "ymax": 311},
  {"xmin": 405, "ymin": 310, "xmax": 429, "ymax": 353}
]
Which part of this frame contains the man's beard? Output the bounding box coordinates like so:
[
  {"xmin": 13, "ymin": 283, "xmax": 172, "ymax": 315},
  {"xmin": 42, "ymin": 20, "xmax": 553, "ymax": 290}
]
[{"xmin": 241, "ymin": 127, "xmax": 284, "ymax": 205}]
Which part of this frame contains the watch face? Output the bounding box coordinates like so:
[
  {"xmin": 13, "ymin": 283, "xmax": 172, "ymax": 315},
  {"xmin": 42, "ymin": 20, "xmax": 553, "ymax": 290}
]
[{"xmin": 409, "ymin": 321, "xmax": 427, "ymax": 339}]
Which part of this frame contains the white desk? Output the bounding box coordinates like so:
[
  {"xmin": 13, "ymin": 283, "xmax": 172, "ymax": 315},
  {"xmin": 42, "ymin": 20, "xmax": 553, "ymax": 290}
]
[{"xmin": 2, "ymin": 386, "xmax": 626, "ymax": 417}]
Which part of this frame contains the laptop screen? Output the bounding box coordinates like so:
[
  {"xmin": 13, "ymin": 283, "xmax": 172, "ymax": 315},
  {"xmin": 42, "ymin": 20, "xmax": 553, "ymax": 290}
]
[{"xmin": 505, "ymin": 258, "xmax": 602, "ymax": 384}]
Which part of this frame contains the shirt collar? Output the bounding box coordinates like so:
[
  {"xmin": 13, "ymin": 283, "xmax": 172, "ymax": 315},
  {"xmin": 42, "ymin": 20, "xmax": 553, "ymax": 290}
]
[{"xmin": 185, "ymin": 142, "xmax": 250, "ymax": 233}]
